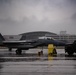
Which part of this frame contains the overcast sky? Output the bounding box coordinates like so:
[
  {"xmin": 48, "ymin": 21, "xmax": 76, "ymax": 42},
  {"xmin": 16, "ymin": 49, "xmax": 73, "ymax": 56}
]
[{"xmin": 0, "ymin": 0, "xmax": 76, "ymax": 35}]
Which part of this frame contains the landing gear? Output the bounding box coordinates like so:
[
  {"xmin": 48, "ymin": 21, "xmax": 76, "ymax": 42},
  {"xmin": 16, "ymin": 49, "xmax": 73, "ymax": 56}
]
[
  {"xmin": 38, "ymin": 51, "xmax": 43, "ymax": 56},
  {"xmin": 9, "ymin": 48, "xmax": 12, "ymax": 52},
  {"xmin": 16, "ymin": 49, "xmax": 22, "ymax": 55},
  {"xmin": 38, "ymin": 47, "xmax": 43, "ymax": 56}
]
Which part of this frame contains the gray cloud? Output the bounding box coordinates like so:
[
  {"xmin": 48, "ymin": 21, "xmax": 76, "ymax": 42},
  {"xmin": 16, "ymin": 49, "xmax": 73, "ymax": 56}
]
[
  {"xmin": 71, "ymin": 13, "xmax": 76, "ymax": 20},
  {"xmin": 0, "ymin": 0, "xmax": 76, "ymax": 35},
  {"xmin": 67, "ymin": 0, "xmax": 76, "ymax": 5}
]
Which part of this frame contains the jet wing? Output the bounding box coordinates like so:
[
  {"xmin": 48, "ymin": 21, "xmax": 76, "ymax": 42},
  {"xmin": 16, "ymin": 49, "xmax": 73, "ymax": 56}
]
[
  {"xmin": 1, "ymin": 40, "xmax": 37, "ymax": 48},
  {"xmin": 2, "ymin": 40, "xmax": 43, "ymax": 49},
  {"xmin": 3, "ymin": 40, "xmax": 36, "ymax": 44}
]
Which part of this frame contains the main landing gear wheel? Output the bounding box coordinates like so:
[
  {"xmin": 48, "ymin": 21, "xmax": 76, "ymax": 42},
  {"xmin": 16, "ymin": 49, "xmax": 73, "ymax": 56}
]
[
  {"xmin": 16, "ymin": 49, "xmax": 22, "ymax": 55},
  {"xmin": 9, "ymin": 48, "xmax": 12, "ymax": 52}
]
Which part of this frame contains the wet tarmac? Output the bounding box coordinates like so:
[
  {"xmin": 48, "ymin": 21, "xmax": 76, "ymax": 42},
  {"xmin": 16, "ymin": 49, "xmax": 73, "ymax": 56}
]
[{"xmin": 0, "ymin": 48, "xmax": 76, "ymax": 75}]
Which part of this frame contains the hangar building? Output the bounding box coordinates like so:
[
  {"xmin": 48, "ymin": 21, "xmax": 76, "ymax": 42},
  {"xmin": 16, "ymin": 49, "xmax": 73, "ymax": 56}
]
[
  {"xmin": 20, "ymin": 31, "xmax": 58, "ymax": 40},
  {"xmin": 2, "ymin": 31, "xmax": 76, "ymax": 43}
]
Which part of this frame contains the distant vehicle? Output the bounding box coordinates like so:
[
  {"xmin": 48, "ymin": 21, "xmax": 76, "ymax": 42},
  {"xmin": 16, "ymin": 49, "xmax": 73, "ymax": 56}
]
[
  {"xmin": 65, "ymin": 40, "xmax": 76, "ymax": 55},
  {"xmin": 0, "ymin": 33, "xmax": 66, "ymax": 55}
]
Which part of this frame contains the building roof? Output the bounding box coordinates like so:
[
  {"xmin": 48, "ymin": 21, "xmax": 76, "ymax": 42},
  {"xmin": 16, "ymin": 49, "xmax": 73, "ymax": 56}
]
[
  {"xmin": 20, "ymin": 31, "xmax": 57, "ymax": 36},
  {"xmin": 20, "ymin": 31, "xmax": 58, "ymax": 40}
]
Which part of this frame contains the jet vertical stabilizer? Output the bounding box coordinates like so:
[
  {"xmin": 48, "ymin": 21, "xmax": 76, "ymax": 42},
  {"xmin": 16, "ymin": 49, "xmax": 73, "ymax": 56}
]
[
  {"xmin": 0, "ymin": 33, "xmax": 5, "ymax": 41},
  {"xmin": 0, "ymin": 33, "xmax": 5, "ymax": 45}
]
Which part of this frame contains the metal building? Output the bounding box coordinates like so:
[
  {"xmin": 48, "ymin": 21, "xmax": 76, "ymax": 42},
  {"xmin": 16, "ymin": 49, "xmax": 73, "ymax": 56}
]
[{"xmin": 2, "ymin": 31, "xmax": 76, "ymax": 43}]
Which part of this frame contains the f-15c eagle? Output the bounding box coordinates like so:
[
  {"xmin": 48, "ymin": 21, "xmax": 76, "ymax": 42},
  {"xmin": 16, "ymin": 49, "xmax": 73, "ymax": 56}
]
[{"xmin": 0, "ymin": 33, "xmax": 66, "ymax": 55}]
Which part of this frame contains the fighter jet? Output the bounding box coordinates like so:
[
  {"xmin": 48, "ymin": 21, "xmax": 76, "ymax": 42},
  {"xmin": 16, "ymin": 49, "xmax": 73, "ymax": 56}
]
[{"xmin": 0, "ymin": 33, "xmax": 66, "ymax": 55}]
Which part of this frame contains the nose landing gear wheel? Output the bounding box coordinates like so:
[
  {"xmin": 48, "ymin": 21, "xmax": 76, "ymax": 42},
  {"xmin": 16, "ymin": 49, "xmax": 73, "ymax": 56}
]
[{"xmin": 16, "ymin": 49, "xmax": 22, "ymax": 55}]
